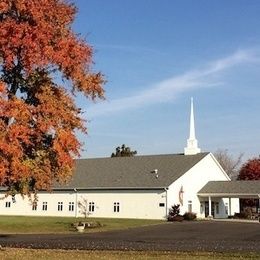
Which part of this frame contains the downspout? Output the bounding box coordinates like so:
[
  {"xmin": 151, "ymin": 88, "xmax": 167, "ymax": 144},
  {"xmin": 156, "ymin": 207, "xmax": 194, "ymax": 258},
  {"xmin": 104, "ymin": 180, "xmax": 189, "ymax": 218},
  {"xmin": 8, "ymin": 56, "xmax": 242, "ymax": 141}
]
[
  {"xmin": 257, "ymin": 194, "xmax": 260, "ymax": 216},
  {"xmin": 74, "ymin": 188, "xmax": 78, "ymax": 218},
  {"xmin": 164, "ymin": 187, "xmax": 168, "ymax": 220}
]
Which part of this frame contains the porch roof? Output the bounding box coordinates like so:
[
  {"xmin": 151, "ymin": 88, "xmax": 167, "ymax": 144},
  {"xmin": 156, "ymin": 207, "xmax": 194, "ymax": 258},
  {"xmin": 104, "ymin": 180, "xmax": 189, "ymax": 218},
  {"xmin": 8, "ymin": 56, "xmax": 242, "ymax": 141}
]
[{"xmin": 197, "ymin": 180, "xmax": 260, "ymax": 198}]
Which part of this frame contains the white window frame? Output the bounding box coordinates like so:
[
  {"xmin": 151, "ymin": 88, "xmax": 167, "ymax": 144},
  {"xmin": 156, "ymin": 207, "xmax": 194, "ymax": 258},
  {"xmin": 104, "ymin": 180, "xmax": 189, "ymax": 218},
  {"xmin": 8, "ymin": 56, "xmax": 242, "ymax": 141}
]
[
  {"xmin": 42, "ymin": 202, "xmax": 48, "ymax": 211},
  {"xmin": 32, "ymin": 202, "xmax": 37, "ymax": 211},
  {"xmin": 225, "ymin": 203, "xmax": 228, "ymax": 214},
  {"xmin": 5, "ymin": 201, "xmax": 11, "ymax": 208},
  {"xmin": 188, "ymin": 200, "xmax": 192, "ymax": 213},
  {"xmin": 58, "ymin": 202, "xmax": 63, "ymax": 211},
  {"xmin": 114, "ymin": 202, "xmax": 120, "ymax": 213},
  {"xmin": 88, "ymin": 202, "xmax": 95, "ymax": 212},
  {"xmin": 69, "ymin": 202, "xmax": 74, "ymax": 211}
]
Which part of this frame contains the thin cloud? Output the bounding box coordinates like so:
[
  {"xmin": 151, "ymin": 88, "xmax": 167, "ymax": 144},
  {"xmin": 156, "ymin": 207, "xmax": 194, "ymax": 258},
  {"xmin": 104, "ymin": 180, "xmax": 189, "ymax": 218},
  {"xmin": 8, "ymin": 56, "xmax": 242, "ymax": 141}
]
[
  {"xmin": 95, "ymin": 43, "xmax": 165, "ymax": 55},
  {"xmin": 85, "ymin": 49, "xmax": 260, "ymax": 118}
]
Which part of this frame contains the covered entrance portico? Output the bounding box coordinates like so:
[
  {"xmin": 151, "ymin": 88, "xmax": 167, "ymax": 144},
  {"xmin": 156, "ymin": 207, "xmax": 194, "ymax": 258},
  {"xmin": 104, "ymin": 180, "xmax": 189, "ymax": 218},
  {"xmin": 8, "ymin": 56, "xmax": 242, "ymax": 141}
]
[
  {"xmin": 198, "ymin": 180, "xmax": 260, "ymax": 218},
  {"xmin": 203, "ymin": 200, "xmax": 220, "ymax": 218},
  {"xmin": 199, "ymin": 197, "xmax": 228, "ymax": 218}
]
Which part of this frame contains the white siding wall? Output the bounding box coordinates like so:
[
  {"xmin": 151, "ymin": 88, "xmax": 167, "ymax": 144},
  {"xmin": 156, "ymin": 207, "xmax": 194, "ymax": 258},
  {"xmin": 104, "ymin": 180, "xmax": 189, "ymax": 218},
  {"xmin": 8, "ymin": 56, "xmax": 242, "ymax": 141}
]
[
  {"xmin": 166, "ymin": 153, "xmax": 238, "ymax": 218},
  {"xmin": 76, "ymin": 190, "xmax": 167, "ymax": 219},
  {"xmin": 0, "ymin": 189, "xmax": 167, "ymax": 219},
  {"xmin": 0, "ymin": 153, "xmax": 240, "ymax": 219},
  {"xmin": 0, "ymin": 192, "xmax": 77, "ymax": 217},
  {"xmin": 222, "ymin": 197, "xmax": 240, "ymax": 217}
]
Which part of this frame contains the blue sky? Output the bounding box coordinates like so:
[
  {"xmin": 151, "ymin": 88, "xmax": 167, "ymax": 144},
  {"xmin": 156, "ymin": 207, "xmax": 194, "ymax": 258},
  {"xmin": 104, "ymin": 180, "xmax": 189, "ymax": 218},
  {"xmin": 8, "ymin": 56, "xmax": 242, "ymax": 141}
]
[{"xmin": 72, "ymin": 0, "xmax": 260, "ymax": 160}]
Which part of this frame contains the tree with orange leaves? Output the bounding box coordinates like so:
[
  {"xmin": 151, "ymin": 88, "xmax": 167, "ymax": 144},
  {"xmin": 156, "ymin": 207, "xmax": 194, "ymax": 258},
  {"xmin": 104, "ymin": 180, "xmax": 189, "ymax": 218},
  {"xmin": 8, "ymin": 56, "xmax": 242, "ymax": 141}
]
[{"xmin": 0, "ymin": 0, "xmax": 104, "ymax": 196}]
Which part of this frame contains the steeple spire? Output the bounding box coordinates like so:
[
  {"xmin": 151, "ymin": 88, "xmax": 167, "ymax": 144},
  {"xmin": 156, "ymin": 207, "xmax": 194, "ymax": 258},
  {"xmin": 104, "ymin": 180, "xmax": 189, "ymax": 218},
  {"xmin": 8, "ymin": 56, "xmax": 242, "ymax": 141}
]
[
  {"xmin": 189, "ymin": 97, "xmax": 195, "ymax": 140},
  {"xmin": 184, "ymin": 97, "xmax": 201, "ymax": 155}
]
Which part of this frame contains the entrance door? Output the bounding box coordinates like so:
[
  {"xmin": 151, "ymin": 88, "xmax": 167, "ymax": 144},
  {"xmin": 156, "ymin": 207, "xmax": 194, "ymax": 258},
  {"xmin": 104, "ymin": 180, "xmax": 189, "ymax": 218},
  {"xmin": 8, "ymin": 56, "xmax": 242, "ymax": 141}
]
[{"xmin": 205, "ymin": 202, "xmax": 215, "ymax": 217}]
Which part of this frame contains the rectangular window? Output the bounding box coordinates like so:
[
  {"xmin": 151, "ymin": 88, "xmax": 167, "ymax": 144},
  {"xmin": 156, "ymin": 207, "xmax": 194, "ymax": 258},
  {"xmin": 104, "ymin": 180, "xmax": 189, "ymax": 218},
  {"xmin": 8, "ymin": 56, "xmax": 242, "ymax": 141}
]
[
  {"xmin": 159, "ymin": 203, "xmax": 165, "ymax": 207},
  {"xmin": 32, "ymin": 202, "xmax": 37, "ymax": 211},
  {"xmin": 58, "ymin": 202, "xmax": 63, "ymax": 211},
  {"xmin": 215, "ymin": 202, "xmax": 219, "ymax": 214},
  {"xmin": 188, "ymin": 200, "xmax": 192, "ymax": 213},
  {"xmin": 69, "ymin": 202, "xmax": 74, "ymax": 211},
  {"xmin": 200, "ymin": 203, "xmax": 204, "ymax": 214},
  {"xmin": 88, "ymin": 202, "xmax": 95, "ymax": 212},
  {"xmin": 42, "ymin": 202, "xmax": 48, "ymax": 211},
  {"xmin": 225, "ymin": 203, "xmax": 228, "ymax": 214},
  {"xmin": 5, "ymin": 201, "xmax": 11, "ymax": 208},
  {"xmin": 114, "ymin": 202, "xmax": 120, "ymax": 212}
]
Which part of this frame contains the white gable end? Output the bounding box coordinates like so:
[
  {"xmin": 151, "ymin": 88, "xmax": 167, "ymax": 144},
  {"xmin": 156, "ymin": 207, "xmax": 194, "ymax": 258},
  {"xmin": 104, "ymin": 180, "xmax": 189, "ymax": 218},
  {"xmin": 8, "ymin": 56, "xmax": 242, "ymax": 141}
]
[{"xmin": 166, "ymin": 153, "xmax": 230, "ymax": 217}]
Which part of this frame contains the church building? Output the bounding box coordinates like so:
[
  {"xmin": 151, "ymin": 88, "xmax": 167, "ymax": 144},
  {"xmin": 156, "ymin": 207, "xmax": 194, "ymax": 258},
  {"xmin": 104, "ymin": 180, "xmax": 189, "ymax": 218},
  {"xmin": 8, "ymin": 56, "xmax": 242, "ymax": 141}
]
[{"xmin": 0, "ymin": 99, "xmax": 259, "ymax": 219}]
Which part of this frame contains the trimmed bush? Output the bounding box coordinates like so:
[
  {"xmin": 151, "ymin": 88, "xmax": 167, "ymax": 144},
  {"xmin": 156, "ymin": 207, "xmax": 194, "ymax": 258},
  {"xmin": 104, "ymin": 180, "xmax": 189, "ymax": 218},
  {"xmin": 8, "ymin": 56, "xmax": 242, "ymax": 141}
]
[
  {"xmin": 168, "ymin": 215, "xmax": 184, "ymax": 222},
  {"xmin": 234, "ymin": 211, "xmax": 251, "ymax": 219},
  {"xmin": 183, "ymin": 212, "xmax": 197, "ymax": 221}
]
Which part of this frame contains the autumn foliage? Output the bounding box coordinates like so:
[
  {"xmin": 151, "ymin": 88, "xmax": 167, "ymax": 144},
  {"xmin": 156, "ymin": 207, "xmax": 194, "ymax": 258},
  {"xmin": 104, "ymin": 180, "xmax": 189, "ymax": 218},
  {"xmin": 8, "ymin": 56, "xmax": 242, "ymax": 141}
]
[
  {"xmin": 0, "ymin": 0, "xmax": 104, "ymax": 195},
  {"xmin": 238, "ymin": 157, "xmax": 260, "ymax": 180}
]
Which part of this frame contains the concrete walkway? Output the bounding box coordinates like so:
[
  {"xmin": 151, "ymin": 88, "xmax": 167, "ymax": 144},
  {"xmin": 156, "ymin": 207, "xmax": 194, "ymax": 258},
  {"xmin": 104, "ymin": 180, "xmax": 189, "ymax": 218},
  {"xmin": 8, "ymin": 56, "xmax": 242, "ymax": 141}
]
[{"xmin": 212, "ymin": 218, "xmax": 259, "ymax": 224}]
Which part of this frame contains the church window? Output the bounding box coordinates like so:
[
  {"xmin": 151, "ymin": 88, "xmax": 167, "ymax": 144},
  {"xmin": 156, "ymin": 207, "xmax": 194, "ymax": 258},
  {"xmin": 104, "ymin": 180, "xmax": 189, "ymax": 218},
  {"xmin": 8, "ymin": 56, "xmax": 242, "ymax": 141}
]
[
  {"xmin": 215, "ymin": 202, "xmax": 219, "ymax": 214},
  {"xmin": 5, "ymin": 201, "xmax": 11, "ymax": 208},
  {"xmin": 159, "ymin": 203, "xmax": 165, "ymax": 207},
  {"xmin": 89, "ymin": 202, "xmax": 95, "ymax": 212},
  {"xmin": 42, "ymin": 202, "xmax": 48, "ymax": 211},
  {"xmin": 32, "ymin": 202, "xmax": 37, "ymax": 211},
  {"xmin": 225, "ymin": 203, "xmax": 228, "ymax": 214},
  {"xmin": 69, "ymin": 202, "xmax": 74, "ymax": 211},
  {"xmin": 58, "ymin": 202, "xmax": 63, "ymax": 211},
  {"xmin": 200, "ymin": 203, "xmax": 203, "ymax": 214},
  {"xmin": 188, "ymin": 200, "xmax": 192, "ymax": 212},
  {"xmin": 114, "ymin": 202, "xmax": 120, "ymax": 212}
]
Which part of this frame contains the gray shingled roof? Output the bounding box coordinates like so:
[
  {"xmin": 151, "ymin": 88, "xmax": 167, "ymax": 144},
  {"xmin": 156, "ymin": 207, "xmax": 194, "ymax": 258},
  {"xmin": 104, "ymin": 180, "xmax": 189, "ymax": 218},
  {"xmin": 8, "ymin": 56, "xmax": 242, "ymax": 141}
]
[
  {"xmin": 198, "ymin": 181, "xmax": 260, "ymax": 198},
  {"xmin": 55, "ymin": 152, "xmax": 209, "ymax": 190}
]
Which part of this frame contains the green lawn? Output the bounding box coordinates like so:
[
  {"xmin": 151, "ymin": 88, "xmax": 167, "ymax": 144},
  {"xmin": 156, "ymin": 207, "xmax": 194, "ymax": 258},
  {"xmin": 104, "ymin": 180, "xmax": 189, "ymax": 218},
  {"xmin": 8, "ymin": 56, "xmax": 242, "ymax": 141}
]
[
  {"xmin": 0, "ymin": 216, "xmax": 163, "ymax": 234},
  {"xmin": 0, "ymin": 217, "xmax": 259, "ymax": 259},
  {"xmin": 0, "ymin": 249, "xmax": 259, "ymax": 260}
]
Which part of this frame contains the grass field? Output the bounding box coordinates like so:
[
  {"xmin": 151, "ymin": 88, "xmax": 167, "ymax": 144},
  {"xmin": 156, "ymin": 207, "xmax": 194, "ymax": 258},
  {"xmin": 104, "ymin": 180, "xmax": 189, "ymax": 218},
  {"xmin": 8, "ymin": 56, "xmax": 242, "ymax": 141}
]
[
  {"xmin": 0, "ymin": 216, "xmax": 163, "ymax": 234},
  {"xmin": 0, "ymin": 248, "xmax": 259, "ymax": 260}
]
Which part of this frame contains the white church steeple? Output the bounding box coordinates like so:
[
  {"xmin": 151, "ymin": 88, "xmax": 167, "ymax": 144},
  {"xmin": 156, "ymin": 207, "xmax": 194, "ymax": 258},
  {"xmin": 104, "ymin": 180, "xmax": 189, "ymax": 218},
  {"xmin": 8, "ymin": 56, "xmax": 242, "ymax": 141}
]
[{"xmin": 184, "ymin": 97, "xmax": 201, "ymax": 155}]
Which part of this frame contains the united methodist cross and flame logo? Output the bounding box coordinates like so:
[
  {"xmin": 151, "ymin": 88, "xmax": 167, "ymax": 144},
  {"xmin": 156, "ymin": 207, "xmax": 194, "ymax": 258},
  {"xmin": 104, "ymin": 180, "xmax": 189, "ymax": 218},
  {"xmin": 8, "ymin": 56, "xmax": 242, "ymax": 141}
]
[{"xmin": 179, "ymin": 185, "xmax": 184, "ymax": 206}]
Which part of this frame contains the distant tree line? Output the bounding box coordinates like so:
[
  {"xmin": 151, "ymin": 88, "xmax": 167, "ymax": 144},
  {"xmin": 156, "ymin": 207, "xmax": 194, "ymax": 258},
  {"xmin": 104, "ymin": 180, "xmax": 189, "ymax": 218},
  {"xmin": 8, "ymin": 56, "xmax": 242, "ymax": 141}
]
[{"xmin": 111, "ymin": 144, "xmax": 137, "ymax": 157}]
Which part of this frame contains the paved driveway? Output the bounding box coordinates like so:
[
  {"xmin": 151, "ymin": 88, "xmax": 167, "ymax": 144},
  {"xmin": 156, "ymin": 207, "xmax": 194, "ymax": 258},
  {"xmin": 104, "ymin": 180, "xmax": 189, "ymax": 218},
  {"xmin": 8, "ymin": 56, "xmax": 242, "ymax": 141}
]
[{"xmin": 0, "ymin": 221, "xmax": 259, "ymax": 252}]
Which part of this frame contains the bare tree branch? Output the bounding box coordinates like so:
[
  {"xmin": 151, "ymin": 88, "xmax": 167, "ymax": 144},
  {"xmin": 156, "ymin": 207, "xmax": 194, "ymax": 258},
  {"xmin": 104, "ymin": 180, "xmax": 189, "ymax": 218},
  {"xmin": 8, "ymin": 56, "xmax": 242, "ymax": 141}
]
[{"xmin": 214, "ymin": 149, "xmax": 243, "ymax": 180}]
